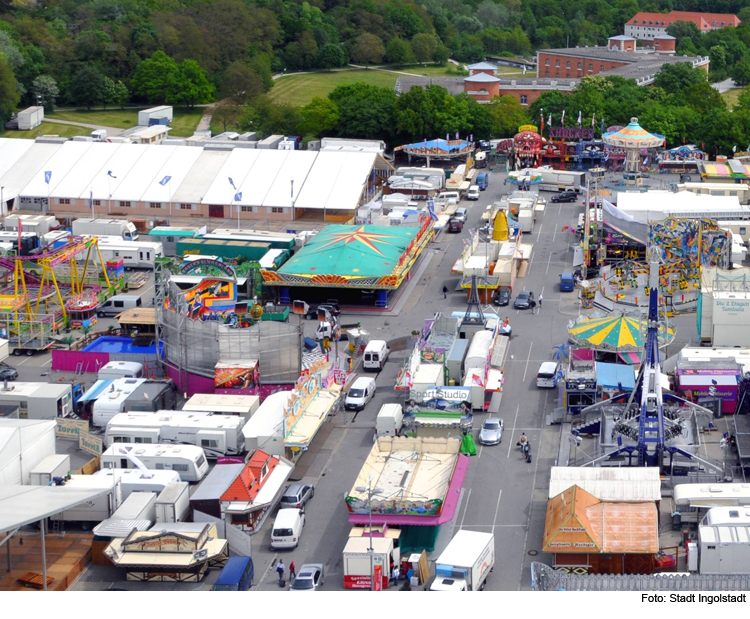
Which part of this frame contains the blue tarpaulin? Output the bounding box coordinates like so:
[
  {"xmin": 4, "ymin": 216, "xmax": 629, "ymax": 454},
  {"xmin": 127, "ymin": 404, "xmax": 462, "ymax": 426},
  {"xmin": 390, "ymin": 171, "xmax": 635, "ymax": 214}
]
[
  {"xmin": 595, "ymin": 362, "xmax": 635, "ymax": 391},
  {"xmin": 77, "ymin": 379, "xmax": 115, "ymax": 403},
  {"xmin": 402, "ymin": 139, "xmax": 471, "ymax": 152}
]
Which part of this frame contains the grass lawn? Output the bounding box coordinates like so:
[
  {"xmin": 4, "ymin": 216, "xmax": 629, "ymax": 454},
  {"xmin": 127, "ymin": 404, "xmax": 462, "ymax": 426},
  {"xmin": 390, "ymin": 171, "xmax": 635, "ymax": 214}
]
[
  {"xmin": 722, "ymin": 88, "xmax": 743, "ymax": 109},
  {"xmin": 388, "ymin": 63, "xmax": 468, "ymax": 77},
  {"xmin": 271, "ymin": 70, "xmax": 400, "ymax": 106},
  {"xmin": 46, "ymin": 107, "xmax": 205, "ymax": 137},
  {"xmin": 2, "ymin": 122, "xmax": 90, "ymax": 139}
]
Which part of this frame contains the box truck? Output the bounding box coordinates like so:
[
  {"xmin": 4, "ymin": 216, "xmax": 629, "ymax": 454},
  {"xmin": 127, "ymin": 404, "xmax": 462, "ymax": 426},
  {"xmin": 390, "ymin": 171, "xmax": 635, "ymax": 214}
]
[
  {"xmin": 428, "ymin": 530, "xmax": 494, "ymax": 591},
  {"xmin": 29, "ymin": 454, "xmax": 71, "ymax": 485},
  {"xmin": 375, "ymin": 403, "xmax": 403, "ymax": 438},
  {"xmin": 71, "ymin": 218, "xmax": 139, "ymax": 241},
  {"xmin": 155, "ymin": 481, "xmax": 190, "ymax": 523}
]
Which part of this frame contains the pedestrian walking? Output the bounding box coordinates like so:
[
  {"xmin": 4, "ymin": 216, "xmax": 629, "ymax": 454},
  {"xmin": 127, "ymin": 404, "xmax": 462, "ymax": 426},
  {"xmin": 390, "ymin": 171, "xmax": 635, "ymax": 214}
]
[
  {"xmin": 442, "ymin": 284, "xmax": 448, "ymax": 299},
  {"xmin": 289, "ymin": 560, "xmax": 296, "ymax": 583},
  {"xmin": 538, "ymin": 294, "xmax": 543, "ymax": 309},
  {"xmin": 391, "ymin": 565, "xmax": 400, "ymax": 586},
  {"xmin": 275, "ymin": 560, "xmax": 285, "ymax": 585}
]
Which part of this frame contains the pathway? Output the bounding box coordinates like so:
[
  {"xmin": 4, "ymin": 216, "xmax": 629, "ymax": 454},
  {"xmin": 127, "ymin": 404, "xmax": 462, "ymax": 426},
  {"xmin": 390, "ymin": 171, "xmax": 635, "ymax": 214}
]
[
  {"xmin": 43, "ymin": 118, "xmax": 124, "ymax": 136},
  {"xmin": 712, "ymin": 78, "xmax": 737, "ymax": 93}
]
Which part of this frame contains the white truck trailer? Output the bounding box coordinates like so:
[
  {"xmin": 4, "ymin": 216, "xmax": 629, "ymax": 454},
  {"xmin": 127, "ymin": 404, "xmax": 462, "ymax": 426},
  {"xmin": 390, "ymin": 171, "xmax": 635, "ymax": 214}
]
[
  {"xmin": 154, "ymin": 481, "xmax": 190, "ymax": 523},
  {"xmin": 428, "ymin": 530, "xmax": 494, "ymax": 591},
  {"xmin": 105, "ymin": 410, "xmax": 245, "ymax": 457},
  {"xmin": 71, "ymin": 218, "xmax": 139, "ymax": 241}
]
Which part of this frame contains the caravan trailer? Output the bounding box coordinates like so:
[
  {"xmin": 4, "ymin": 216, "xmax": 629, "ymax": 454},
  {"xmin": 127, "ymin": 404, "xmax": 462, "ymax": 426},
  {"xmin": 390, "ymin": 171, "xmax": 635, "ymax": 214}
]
[
  {"xmin": 182, "ymin": 394, "xmax": 260, "ymax": 421},
  {"xmin": 100, "ymin": 443, "xmax": 209, "ymax": 482},
  {"xmin": 674, "ymin": 483, "xmax": 750, "ymax": 523},
  {"xmin": 91, "ymin": 237, "xmax": 163, "ymax": 270},
  {"xmin": 105, "ymin": 410, "xmax": 245, "ymax": 457},
  {"xmin": 93, "ymin": 468, "xmax": 180, "ymax": 500}
]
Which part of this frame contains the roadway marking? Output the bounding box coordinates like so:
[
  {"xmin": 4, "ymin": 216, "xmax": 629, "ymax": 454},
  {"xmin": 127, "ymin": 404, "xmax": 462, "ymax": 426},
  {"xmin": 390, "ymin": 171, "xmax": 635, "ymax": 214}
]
[
  {"xmin": 42, "ymin": 357, "xmax": 51, "ymax": 367},
  {"xmin": 492, "ymin": 489, "xmax": 503, "ymax": 526},
  {"xmin": 477, "ymin": 444, "xmax": 483, "ymax": 459},
  {"xmin": 536, "ymin": 222, "xmax": 543, "ymax": 240},
  {"xmin": 506, "ymin": 404, "xmax": 520, "ymax": 459},
  {"xmin": 546, "ymin": 252, "xmax": 552, "ymax": 275},
  {"xmin": 458, "ymin": 488, "xmax": 472, "ymax": 531},
  {"xmin": 522, "ymin": 342, "xmax": 533, "ymax": 382}
]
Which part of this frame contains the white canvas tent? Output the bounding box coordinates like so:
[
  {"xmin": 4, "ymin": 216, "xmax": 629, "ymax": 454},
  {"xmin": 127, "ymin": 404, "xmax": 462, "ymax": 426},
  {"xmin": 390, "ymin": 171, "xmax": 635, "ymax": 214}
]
[{"xmin": 0, "ymin": 419, "xmax": 56, "ymax": 485}]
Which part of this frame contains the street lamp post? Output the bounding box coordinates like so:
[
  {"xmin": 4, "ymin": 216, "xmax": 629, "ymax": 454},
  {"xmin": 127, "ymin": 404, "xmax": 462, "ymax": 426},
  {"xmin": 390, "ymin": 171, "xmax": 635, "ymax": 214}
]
[{"xmin": 354, "ymin": 476, "xmax": 383, "ymax": 591}]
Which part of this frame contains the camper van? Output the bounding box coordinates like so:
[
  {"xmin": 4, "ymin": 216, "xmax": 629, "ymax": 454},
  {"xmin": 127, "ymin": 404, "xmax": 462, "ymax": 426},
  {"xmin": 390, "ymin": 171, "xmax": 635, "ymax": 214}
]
[
  {"xmin": 105, "ymin": 410, "xmax": 245, "ymax": 457},
  {"xmin": 100, "ymin": 443, "xmax": 209, "ymax": 482},
  {"xmin": 98, "ymin": 361, "xmax": 144, "ymax": 380},
  {"xmin": 363, "ymin": 340, "xmax": 390, "ymax": 371},
  {"xmin": 97, "ymin": 294, "xmax": 142, "ymax": 318}
]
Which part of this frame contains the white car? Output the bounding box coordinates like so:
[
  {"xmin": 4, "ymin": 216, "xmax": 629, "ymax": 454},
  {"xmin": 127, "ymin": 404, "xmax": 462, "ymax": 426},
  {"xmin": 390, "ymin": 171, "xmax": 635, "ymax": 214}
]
[
  {"xmin": 467, "ymin": 185, "xmax": 480, "ymax": 200},
  {"xmin": 345, "ymin": 377, "xmax": 376, "ymax": 411},
  {"xmin": 536, "ymin": 362, "xmax": 561, "ymax": 388}
]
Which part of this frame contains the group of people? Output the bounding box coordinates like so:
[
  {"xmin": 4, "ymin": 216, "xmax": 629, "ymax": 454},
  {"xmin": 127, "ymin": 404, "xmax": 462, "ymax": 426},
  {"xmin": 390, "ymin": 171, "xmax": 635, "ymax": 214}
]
[{"xmin": 275, "ymin": 560, "xmax": 296, "ymax": 586}]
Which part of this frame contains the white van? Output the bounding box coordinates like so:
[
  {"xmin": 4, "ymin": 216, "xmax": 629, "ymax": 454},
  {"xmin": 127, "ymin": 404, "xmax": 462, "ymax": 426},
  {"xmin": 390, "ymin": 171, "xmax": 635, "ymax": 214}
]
[
  {"xmin": 98, "ymin": 361, "xmax": 144, "ymax": 380},
  {"xmin": 439, "ymin": 191, "xmax": 460, "ymax": 205},
  {"xmin": 98, "ymin": 294, "xmax": 142, "ymax": 318},
  {"xmin": 271, "ymin": 508, "xmax": 305, "ymax": 549},
  {"xmin": 536, "ymin": 362, "xmax": 561, "ymax": 388},
  {"xmin": 467, "ymin": 185, "xmax": 480, "ymax": 201},
  {"xmin": 345, "ymin": 377, "xmax": 376, "ymax": 411},
  {"xmin": 375, "ymin": 403, "xmax": 403, "ymax": 438},
  {"xmin": 363, "ymin": 340, "xmax": 390, "ymax": 371}
]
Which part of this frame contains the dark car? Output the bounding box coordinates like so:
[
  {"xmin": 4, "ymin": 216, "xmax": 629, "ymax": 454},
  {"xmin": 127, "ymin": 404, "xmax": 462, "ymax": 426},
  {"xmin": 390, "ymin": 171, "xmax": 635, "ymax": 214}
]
[
  {"xmin": 493, "ymin": 288, "xmax": 511, "ymax": 306},
  {"xmin": 551, "ymin": 191, "xmax": 577, "ymax": 203},
  {"xmin": 514, "ymin": 291, "xmax": 532, "ymax": 309},
  {"xmin": 0, "ymin": 365, "xmax": 18, "ymax": 381},
  {"xmin": 447, "ymin": 217, "xmax": 464, "ymax": 233},
  {"xmin": 305, "ymin": 300, "xmax": 341, "ymax": 320}
]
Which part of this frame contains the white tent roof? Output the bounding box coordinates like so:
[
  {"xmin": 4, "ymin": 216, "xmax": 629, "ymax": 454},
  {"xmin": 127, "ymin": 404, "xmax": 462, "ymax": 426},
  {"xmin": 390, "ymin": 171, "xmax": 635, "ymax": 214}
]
[
  {"xmin": 202, "ymin": 148, "xmax": 260, "ymax": 205},
  {"xmin": 111, "ymin": 145, "xmax": 177, "ymax": 202},
  {"xmin": 0, "ymin": 138, "xmax": 34, "ymax": 180},
  {"xmin": 171, "ymin": 149, "xmax": 232, "ymax": 204},
  {"xmin": 237, "ymin": 149, "xmax": 289, "ymax": 205},
  {"xmin": 0, "ymin": 484, "xmax": 114, "ymax": 534},
  {"xmin": 50, "ymin": 142, "xmax": 123, "ymax": 200},
  {"xmin": 86, "ymin": 143, "xmax": 149, "ymax": 201},
  {"xmin": 0, "ymin": 143, "xmax": 61, "ymax": 201},
  {"xmin": 264, "ymin": 151, "xmax": 317, "ymax": 208},
  {"xmin": 0, "ymin": 419, "xmax": 56, "ymax": 485},
  {"xmin": 295, "ymin": 151, "xmax": 374, "ymax": 210},
  {"xmin": 19, "ymin": 141, "xmax": 94, "ymax": 198},
  {"xmin": 140, "ymin": 145, "xmax": 203, "ymax": 203}
]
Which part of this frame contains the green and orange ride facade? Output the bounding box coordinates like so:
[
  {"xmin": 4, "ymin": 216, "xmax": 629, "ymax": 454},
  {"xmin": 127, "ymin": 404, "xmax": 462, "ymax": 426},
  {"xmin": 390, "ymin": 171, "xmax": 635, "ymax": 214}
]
[{"xmin": 261, "ymin": 218, "xmax": 434, "ymax": 307}]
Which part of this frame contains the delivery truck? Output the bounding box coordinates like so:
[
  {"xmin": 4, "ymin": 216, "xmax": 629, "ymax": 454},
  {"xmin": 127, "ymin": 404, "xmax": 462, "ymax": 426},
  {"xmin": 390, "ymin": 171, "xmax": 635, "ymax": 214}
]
[
  {"xmin": 154, "ymin": 481, "xmax": 190, "ymax": 523},
  {"xmin": 375, "ymin": 403, "xmax": 403, "ymax": 438},
  {"xmin": 71, "ymin": 218, "xmax": 139, "ymax": 241},
  {"xmin": 428, "ymin": 530, "xmax": 494, "ymax": 591}
]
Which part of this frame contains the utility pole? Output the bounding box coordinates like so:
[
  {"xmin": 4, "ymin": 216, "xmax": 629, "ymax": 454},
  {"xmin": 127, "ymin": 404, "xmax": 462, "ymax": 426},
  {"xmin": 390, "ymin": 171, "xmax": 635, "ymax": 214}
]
[{"xmin": 354, "ymin": 476, "xmax": 383, "ymax": 591}]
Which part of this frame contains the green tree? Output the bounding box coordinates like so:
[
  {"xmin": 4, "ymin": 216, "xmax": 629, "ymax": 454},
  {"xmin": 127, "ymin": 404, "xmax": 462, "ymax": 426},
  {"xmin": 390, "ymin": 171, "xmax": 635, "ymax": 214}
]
[
  {"xmin": 350, "ymin": 33, "xmax": 385, "ymax": 66},
  {"xmin": 0, "ymin": 52, "xmax": 19, "ymax": 126},
  {"xmin": 731, "ymin": 59, "xmax": 750, "ymax": 86},
  {"xmin": 385, "ymin": 37, "xmax": 413, "ymax": 65},
  {"xmin": 328, "ymin": 83, "xmax": 396, "ymax": 142},
  {"xmin": 298, "ymin": 97, "xmax": 339, "ymax": 137},
  {"xmin": 385, "ymin": 5, "xmax": 426, "ymax": 38},
  {"xmin": 317, "ymin": 43, "xmax": 347, "ymax": 70},
  {"xmin": 653, "ymin": 63, "xmax": 705, "ymax": 94},
  {"xmin": 131, "ymin": 51, "xmax": 180, "ymax": 103},
  {"xmin": 433, "ymin": 44, "xmax": 450, "ymax": 64},
  {"xmin": 487, "ymin": 95, "xmax": 530, "ymax": 137},
  {"xmin": 31, "ymin": 75, "xmax": 59, "ymax": 112},
  {"xmin": 71, "ymin": 66, "xmax": 105, "ymax": 110},
  {"xmin": 111, "ymin": 80, "xmax": 129, "ymax": 108},
  {"xmin": 101, "ymin": 77, "xmax": 116, "ymax": 109},
  {"xmin": 411, "ymin": 33, "xmax": 438, "ymax": 64},
  {"xmin": 212, "ymin": 102, "xmax": 242, "ymax": 132},
  {"xmin": 170, "ymin": 59, "xmax": 214, "ymax": 107},
  {"xmin": 709, "ymin": 45, "xmax": 728, "ymax": 75},
  {"xmin": 0, "ymin": 31, "xmax": 23, "ymax": 72},
  {"xmin": 221, "ymin": 61, "xmax": 265, "ymax": 105},
  {"xmin": 666, "ymin": 20, "xmax": 701, "ymax": 42}
]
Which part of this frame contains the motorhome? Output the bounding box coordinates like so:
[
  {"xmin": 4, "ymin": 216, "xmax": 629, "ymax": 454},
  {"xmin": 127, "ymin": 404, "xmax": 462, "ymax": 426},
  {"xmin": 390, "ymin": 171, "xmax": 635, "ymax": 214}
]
[
  {"xmin": 91, "ymin": 379, "xmax": 177, "ymax": 427},
  {"xmin": 92, "ymin": 237, "xmax": 163, "ymax": 269},
  {"xmin": 93, "ymin": 468, "xmax": 181, "ymax": 500},
  {"xmin": 97, "ymin": 361, "xmax": 144, "ymax": 380},
  {"xmin": 100, "ymin": 443, "xmax": 209, "ymax": 482},
  {"xmin": 105, "ymin": 410, "xmax": 245, "ymax": 457}
]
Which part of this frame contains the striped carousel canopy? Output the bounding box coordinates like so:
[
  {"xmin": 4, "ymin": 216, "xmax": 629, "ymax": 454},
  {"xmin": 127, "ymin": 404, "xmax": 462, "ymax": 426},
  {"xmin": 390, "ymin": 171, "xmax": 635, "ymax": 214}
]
[
  {"xmin": 602, "ymin": 117, "xmax": 664, "ymax": 149},
  {"xmin": 568, "ymin": 314, "xmax": 674, "ymax": 352}
]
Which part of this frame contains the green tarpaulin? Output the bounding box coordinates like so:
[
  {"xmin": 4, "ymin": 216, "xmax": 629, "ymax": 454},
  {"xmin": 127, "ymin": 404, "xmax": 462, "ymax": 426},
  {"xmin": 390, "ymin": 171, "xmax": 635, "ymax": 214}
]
[
  {"xmin": 461, "ymin": 434, "xmax": 477, "ymax": 456},
  {"xmin": 399, "ymin": 525, "xmax": 441, "ymax": 554}
]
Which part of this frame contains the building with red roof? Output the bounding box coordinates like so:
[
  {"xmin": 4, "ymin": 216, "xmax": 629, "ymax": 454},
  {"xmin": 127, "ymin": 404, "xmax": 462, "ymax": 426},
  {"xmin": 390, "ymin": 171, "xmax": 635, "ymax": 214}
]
[{"xmin": 625, "ymin": 11, "xmax": 740, "ymax": 40}]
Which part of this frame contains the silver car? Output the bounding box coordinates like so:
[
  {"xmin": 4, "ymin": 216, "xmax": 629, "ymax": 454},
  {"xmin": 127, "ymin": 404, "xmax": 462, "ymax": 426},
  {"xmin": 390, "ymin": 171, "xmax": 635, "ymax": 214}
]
[
  {"xmin": 279, "ymin": 482, "xmax": 315, "ymax": 509},
  {"xmin": 290, "ymin": 564, "xmax": 325, "ymax": 591},
  {"xmin": 479, "ymin": 418, "xmax": 504, "ymax": 445}
]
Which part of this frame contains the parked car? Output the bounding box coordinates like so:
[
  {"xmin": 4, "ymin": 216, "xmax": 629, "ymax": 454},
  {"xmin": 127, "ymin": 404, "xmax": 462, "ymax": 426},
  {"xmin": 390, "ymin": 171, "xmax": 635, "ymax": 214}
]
[
  {"xmin": 551, "ymin": 191, "xmax": 577, "ymax": 203},
  {"xmin": 0, "ymin": 365, "xmax": 18, "ymax": 381},
  {"xmin": 467, "ymin": 185, "xmax": 480, "ymax": 201},
  {"xmin": 537, "ymin": 362, "xmax": 562, "ymax": 388},
  {"xmin": 514, "ymin": 291, "xmax": 532, "ymax": 309},
  {"xmin": 493, "ymin": 288, "xmax": 511, "ymax": 306},
  {"xmin": 305, "ymin": 300, "xmax": 341, "ymax": 320},
  {"xmin": 478, "ymin": 418, "xmax": 504, "ymax": 445},
  {"xmin": 345, "ymin": 377, "xmax": 376, "ymax": 411},
  {"xmin": 290, "ymin": 564, "xmax": 325, "ymax": 591},
  {"xmin": 280, "ymin": 482, "xmax": 315, "ymax": 509},
  {"xmin": 453, "ymin": 207, "xmax": 468, "ymax": 222}
]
